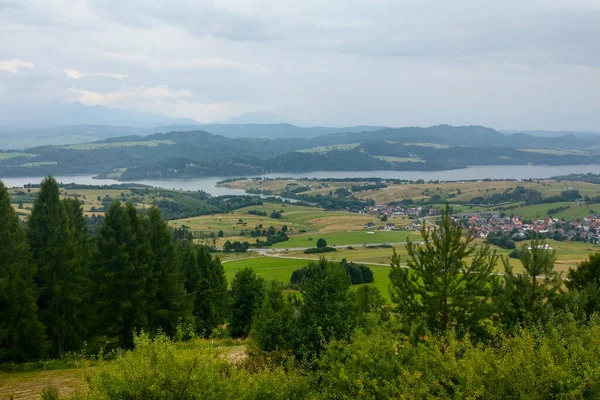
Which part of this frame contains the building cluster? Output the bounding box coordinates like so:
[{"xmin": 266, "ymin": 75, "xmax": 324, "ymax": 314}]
[
  {"xmin": 363, "ymin": 204, "xmax": 600, "ymax": 244},
  {"xmin": 411, "ymin": 213, "xmax": 600, "ymax": 244},
  {"xmin": 361, "ymin": 204, "xmax": 441, "ymax": 219}
]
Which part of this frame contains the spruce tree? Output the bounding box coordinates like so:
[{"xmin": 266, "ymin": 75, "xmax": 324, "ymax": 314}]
[
  {"xmin": 389, "ymin": 205, "xmax": 499, "ymax": 336},
  {"xmin": 94, "ymin": 202, "xmax": 150, "ymax": 348},
  {"xmin": 294, "ymin": 258, "xmax": 355, "ymax": 359},
  {"xmin": 27, "ymin": 176, "xmax": 86, "ymax": 356},
  {"xmin": 0, "ymin": 181, "xmax": 47, "ymax": 362},
  {"xmin": 229, "ymin": 267, "xmax": 265, "ymax": 338},
  {"xmin": 145, "ymin": 206, "xmax": 192, "ymax": 336},
  {"xmin": 251, "ymin": 280, "xmax": 293, "ymax": 351}
]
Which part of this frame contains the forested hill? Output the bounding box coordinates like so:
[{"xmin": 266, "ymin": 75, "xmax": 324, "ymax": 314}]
[{"xmin": 2, "ymin": 125, "xmax": 600, "ymax": 179}]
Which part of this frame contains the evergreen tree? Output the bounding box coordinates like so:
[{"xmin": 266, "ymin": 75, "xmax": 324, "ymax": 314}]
[
  {"xmin": 94, "ymin": 202, "xmax": 150, "ymax": 348},
  {"xmin": 565, "ymin": 253, "xmax": 600, "ymax": 318},
  {"xmin": 27, "ymin": 176, "xmax": 87, "ymax": 356},
  {"xmin": 389, "ymin": 205, "xmax": 499, "ymax": 335},
  {"xmin": 251, "ymin": 280, "xmax": 293, "ymax": 351},
  {"xmin": 146, "ymin": 207, "xmax": 192, "ymax": 336},
  {"xmin": 0, "ymin": 181, "xmax": 47, "ymax": 362},
  {"xmin": 209, "ymin": 255, "xmax": 229, "ymax": 326},
  {"xmin": 229, "ymin": 267, "xmax": 265, "ymax": 338},
  {"xmin": 294, "ymin": 258, "xmax": 356, "ymax": 359},
  {"xmin": 567, "ymin": 252, "xmax": 600, "ymax": 291},
  {"xmin": 181, "ymin": 245, "xmax": 228, "ymax": 336},
  {"xmin": 495, "ymin": 237, "xmax": 562, "ymax": 328}
]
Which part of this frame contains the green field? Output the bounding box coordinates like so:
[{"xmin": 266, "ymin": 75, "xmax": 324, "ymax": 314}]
[
  {"xmin": 508, "ymin": 202, "xmax": 600, "ymax": 220},
  {"xmin": 169, "ymin": 203, "xmax": 408, "ymax": 238},
  {"xmin": 20, "ymin": 161, "xmax": 58, "ymax": 167},
  {"xmin": 271, "ymin": 230, "xmax": 422, "ymax": 249},
  {"xmin": 223, "ymin": 256, "xmax": 394, "ymax": 300},
  {"xmin": 223, "ymin": 257, "xmax": 310, "ymax": 283},
  {"xmin": 519, "ymin": 148, "xmax": 591, "ymax": 156},
  {"xmin": 373, "ymin": 155, "xmax": 423, "ymax": 163},
  {"xmin": 0, "ymin": 152, "xmax": 37, "ymax": 160},
  {"xmin": 222, "ymin": 177, "xmax": 600, "ymax": 208},
  {"xmin": 296, "ymin": 143, "xmax": 360, "ymax": 153},
  {"xmin": 63, "ymin": 139, "xmax": 175, "ymax": 150}
]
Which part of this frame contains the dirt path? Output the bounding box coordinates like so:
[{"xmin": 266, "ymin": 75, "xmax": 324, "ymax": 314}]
[{"xmin": 0, "ymin": 369, "xmax": 87, "ymax": 400}]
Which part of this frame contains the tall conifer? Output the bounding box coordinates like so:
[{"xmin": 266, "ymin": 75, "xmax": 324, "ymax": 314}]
[
  {"xmin": 27, "ymin": 176, "xmax": 86, "ymax": 356},
  {"xmin": 0, "ymin": 181, "xmax": 47, "ymax": 362}
]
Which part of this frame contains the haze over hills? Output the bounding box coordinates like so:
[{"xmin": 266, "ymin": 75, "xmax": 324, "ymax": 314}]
[
  {"xmin": 2, "ymin": 124, "xmax": 600, "ymax": 180},
  {"xmin": 0, "ymin": 101, "xmax": 199, "ymax": 130}
]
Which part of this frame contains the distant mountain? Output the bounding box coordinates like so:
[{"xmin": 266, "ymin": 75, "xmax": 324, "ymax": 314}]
[
  {"xmin": 0, "ymin": 101, "xmax": 198, "ymax": 131},
  {"xmin": 0, "ymin": 124, "xmax": 203, "ymax": 150},
  {"xmin": 503, "ymin": 130, "xmax": 600, "ymax": 137},
  {"xmin": 224, "ymin": 111, "xmax": 287, "ymax": 124},
  {"xmin": 3, "ymin": 125, "xmax": 600, "ymax": 179},
  {"xmin": 197, "ymin": 123, "xmax": 387, "ymax": 139}
]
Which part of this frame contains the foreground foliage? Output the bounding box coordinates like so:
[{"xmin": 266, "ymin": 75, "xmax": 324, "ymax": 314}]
[{"xmin": 77, "ymin": 314, "xmax": 600, "ymax": 399}]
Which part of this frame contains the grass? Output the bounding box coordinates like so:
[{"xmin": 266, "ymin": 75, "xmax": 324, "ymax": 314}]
[
  {"xmin": 0, "ymin": 152, "xmax": 37, "ymax": 160},
  {"xmin": 20, "ymin": 161, "xmax": 58, "ymax": 167},
  {"xmin": 295, "ymin": 143, "xmax": 360, "ymax": 153},
  {"xmin": 223, "ymin": 255, "xmax": 395, "ymax": 300},
  {"xmin": 404, "ymin": 142, "xmax": 450, "ymax": 149},
  {"xmin": 169, "ymin": 203, "xmax": 403, "ymax": 238},
  {"xmin": 507, "ymin": 202, "xmax": 600, "ymax": 220},
  {"xmin": 373, "ymin": 155, "xmax": 423, "ymax": 163},
  {"xmin": 519, "ymin": 148, "xmax": 591, "ymax": 156},
  {"xmin": 221, "ymin": 178, "xmax": 600, "ymax": 208},
  {"xmin": 63, "ymin": 140, "xmax": 175, "ymax": 150},
  {"xmin": 0, "ymin": 368, "xmax": 87, "ymax": 399},
  {"xmin": 271, "ymin": 230, "xmax": 422, "ymax": 249},
  {"xmin": 223, "ymin": 257, "xmax": 310, "ymax": 284}
]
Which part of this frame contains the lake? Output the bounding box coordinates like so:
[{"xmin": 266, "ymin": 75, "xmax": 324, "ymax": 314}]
[{"xmin": 3, "ymin": 164, "xmax": 600, "ymax": 197}]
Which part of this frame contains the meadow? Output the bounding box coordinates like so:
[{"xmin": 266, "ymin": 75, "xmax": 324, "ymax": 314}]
[
  {"xmin": 8, "ymin": 186, "xmax": 169, "ymax": 218},
  {"xmin": 221, "ymin": 178, "xmax": 600, "ymax": 206},
  {"xmin": 221, "ymin": 237, "xmax": 600, "ymax": 304},
  {"xmin": 62, "ymin": 139, "xmax": 175, "ymax": 150},
  {"xmin": 169, "ymin": 202, "xmax": 412, "ymax": 239},
  {"xmin": 0, "ymin": 152, "xmax": 36, "ymax": 160}
]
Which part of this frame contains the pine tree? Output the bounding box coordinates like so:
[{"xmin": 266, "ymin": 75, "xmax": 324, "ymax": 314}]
[
  {"xmin": 229, "ymin": 267, "xmax": 265, "ymax": 338},
  {"xmin": 0, "ymin": 181, "xmax": 47, "ymax": 362},
  {"xmin": 389, "ymin": 205, "xmax": 499, "ymax": 335},
  {"xmin": 145, "ymin": 207, "xmax": 192, "ymax": 336},
  {"xmin": 27, "ymin": 176, "xmax": 86, "ymax": 356},
  {"xmin": 495, "ymin": 237, "xmax": 562, "ymax": 328},
  {"xmin": 94, "ymin": 202, "xmax": 150, "ymax": 348}
]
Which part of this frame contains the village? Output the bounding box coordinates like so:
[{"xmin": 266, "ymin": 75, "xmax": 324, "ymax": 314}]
[{"xmin": 361, "ymin": 204, "xmax": 600, "ymax": 244}]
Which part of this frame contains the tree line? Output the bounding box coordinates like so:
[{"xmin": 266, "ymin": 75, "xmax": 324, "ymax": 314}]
[{"xmin": 0, "ymin": 176, "xmax": 229, "ymax": 362}]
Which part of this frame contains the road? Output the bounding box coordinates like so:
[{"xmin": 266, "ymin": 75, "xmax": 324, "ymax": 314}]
[{"xmin": 246, "ymin": 241, "xmax": 422, "ymax": 255}]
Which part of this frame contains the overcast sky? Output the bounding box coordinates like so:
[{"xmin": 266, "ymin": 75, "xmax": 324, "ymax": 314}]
[{"xmin": 1, "ymin": 0, "xmax": 599, "ymax": 130}]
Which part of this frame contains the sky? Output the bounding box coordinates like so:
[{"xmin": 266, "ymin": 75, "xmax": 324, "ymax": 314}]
[{"xmin": 1, "ymin": 0, "xmax": 599, "ymax": 130}]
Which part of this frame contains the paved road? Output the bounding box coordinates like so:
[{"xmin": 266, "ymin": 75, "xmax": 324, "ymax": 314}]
[{"xmin": 247, "ymin": 241, "xmax": 422, "ymax": 255}]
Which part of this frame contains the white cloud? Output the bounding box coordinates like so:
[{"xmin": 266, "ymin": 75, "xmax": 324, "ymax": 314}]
[
  {"xmin": 69, "ymin": 85, "xmax": 245, "ymax": 123},
  {"xmin": 64, "ymin": 68, "xmax": 128, "ymax": 80},
  {"xmin": 70, "ymin": 85, "xmax": 191, "ymax": 105},
  {"xmin": 98, "ymin": 51, "xmax": 264, "ymax": 72},
  {"xmin": 0, "ymin": 59, "xmax": 34, "ymax": 73}
]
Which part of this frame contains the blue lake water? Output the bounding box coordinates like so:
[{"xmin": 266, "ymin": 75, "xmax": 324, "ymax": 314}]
[{"xmin": 3, "ymin": 164, "xmax": 600, "ymax": 197}]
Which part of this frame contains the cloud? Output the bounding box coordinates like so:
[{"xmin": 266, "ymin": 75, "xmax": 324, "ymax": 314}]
[
  {"xmin": 3, "ymin": 0, "xmax": 600, "ymax": 130},
  {"xmin": 97, "ymin": 51, "xmax": 264, "ymax": 72},
  {"xmin": 69, "ymin": 85, "xmax": 245, "ymax": 123},
  {"xmin": 70, "ymin": 85, "xmax": 191, "ymax": 105},
  {"xmin": 64, "ymin": 69, "xmax": 128, "ymax": 80},
  {"xmin": 0, "ymin": 59, "xmax": 34, "ymax": 73}
]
